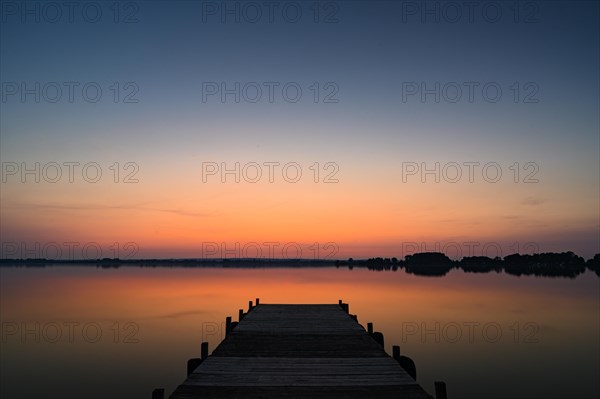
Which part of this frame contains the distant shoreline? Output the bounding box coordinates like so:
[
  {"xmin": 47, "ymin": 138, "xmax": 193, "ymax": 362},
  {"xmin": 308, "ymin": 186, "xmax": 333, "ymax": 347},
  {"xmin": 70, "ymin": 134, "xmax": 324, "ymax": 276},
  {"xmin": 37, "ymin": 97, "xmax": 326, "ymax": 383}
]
[{"xmin": 1, "ymin": 251, "xmax": 598, "ymax": 278}]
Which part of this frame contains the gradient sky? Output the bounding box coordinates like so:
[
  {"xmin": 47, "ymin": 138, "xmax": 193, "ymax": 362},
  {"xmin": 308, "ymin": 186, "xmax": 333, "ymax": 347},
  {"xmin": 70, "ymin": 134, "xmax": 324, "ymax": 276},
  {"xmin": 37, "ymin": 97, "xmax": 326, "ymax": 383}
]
[{"xmin": 1, "ymin": 0, "xmax": 599, "ymax": 259}]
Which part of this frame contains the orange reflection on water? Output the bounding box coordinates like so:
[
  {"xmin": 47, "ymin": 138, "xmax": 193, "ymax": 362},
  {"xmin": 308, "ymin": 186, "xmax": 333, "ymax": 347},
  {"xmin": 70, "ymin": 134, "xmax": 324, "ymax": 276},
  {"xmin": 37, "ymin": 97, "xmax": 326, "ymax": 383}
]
[{"xmin": 1, "ymin": 266, "xmax": 598, "ymax": 399}]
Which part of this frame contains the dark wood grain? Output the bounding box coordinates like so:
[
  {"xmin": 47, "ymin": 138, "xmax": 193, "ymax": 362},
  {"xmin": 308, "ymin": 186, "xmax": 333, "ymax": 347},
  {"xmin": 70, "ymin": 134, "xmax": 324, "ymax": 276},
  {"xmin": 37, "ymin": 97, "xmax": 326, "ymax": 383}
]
[{"xmin": 170, "ymin": 304, "xmax": 434, "ymax": 399}]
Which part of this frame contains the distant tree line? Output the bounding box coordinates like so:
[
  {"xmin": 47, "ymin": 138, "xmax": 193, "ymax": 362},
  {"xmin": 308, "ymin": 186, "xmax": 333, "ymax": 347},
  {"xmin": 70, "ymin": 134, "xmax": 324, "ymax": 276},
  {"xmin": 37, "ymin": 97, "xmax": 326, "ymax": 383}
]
[
  {"xmin": 338, "ymin": 252, "xmax": 599, "ymax": 278},
  {"xmin": 0, "ymin": 258, "xmax": 335, "ymax": 269},
  {"xmin": 1, "ymin": 252, "xmax": 598, "ymax": 278}
]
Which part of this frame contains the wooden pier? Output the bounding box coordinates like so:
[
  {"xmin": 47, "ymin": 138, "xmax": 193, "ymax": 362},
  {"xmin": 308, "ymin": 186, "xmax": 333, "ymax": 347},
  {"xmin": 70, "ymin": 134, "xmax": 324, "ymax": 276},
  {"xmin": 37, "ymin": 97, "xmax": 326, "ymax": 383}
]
[{"xmin": 163, "ymin": 300, "xmax": 444, "ymax": 399}]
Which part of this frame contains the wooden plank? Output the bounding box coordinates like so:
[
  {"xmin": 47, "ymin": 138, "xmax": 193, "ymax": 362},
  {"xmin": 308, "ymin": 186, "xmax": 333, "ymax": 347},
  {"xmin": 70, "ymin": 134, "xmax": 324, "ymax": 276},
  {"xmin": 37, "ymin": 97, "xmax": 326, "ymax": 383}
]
[
  {"xmin": 185, "ymin": 357, "xmax": 417, "ymax": 385},
  {"xmin": 170, "ymin": 304, "xmax": 433, "ymax": 399},
  {"xmin": 212, "ymin": 333, "xmax": 388, "ymax": 358},
  {"xmin": 172, "ymin": 385, "xmax": 435, "ymax": 399}
]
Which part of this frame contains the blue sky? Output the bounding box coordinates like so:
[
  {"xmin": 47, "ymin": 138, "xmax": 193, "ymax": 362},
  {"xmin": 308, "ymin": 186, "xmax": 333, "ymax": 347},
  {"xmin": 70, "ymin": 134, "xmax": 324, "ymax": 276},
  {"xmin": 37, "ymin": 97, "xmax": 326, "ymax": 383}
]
[{"xmin": 1, "ymin": 1, "xmax": 599, "ymax": 258}]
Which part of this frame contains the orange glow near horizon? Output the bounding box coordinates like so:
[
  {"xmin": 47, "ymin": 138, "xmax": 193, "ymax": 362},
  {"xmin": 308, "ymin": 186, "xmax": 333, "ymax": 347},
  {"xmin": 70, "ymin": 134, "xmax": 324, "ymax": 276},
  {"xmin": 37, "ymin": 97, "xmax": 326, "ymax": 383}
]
[{"xmin": 1, "ymin": 164, "xmax": 598, "ymax": 259}]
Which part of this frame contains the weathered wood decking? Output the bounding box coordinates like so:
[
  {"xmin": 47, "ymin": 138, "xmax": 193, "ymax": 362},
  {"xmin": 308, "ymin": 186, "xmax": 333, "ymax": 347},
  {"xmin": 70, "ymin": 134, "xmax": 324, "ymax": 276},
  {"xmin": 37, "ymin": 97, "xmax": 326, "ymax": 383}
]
[{"xmin": 169, "ymin": 303, "xmax": 435, "ymax": 399}]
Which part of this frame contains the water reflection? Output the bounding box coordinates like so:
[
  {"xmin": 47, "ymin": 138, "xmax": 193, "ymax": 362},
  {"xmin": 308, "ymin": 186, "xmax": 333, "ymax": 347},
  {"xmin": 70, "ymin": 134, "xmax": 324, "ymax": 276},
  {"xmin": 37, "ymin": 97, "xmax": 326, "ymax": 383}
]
[{"xmin": 1, "ymin": 266, "xmax": 598, "ymax": 399}]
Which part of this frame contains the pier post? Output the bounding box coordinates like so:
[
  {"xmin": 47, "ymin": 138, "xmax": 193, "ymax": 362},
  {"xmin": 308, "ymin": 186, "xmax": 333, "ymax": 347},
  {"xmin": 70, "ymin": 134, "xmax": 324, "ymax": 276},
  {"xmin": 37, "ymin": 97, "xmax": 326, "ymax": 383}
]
[
  {"xmin": 152, "ymin": 388, "xmax": 164, "ymax": 399},
  {"xmin": 400, "ymin": 356, "xmax": 417, "ymax": 380},
  {"xmin": 225, "ymin": 316, "xmax": 232, "ymax": 336},
  {"xmin": 367, "ymin": 322, "xmax": 373, "ymax": 334},
  {"xmin": 372, "ymin": 331, "xmax": 384, "ymax": 347},
  {"xmin": 434, "ymin": 381, "xmax": 447, "ymax": 399},
  {"xmin": 201, "ymin": 342, "xmax": 208, "ymax": 359},
  {"xmin": 392, "ymin": 345, "xmax": 416, "ymax": 379},
  {"xmin": 186, "ymin": 358, "xmax": 201, "ymax": 376}
]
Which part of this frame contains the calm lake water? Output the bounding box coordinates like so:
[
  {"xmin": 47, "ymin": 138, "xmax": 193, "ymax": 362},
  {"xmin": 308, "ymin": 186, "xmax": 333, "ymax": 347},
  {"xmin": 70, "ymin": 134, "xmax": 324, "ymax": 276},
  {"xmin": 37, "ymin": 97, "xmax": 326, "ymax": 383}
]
[{"xmin": 1, "ymin": 266, "xmax": 598, "ymax": 399}]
